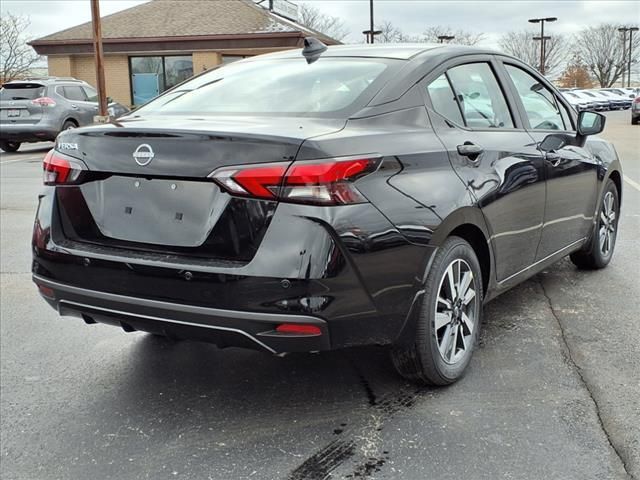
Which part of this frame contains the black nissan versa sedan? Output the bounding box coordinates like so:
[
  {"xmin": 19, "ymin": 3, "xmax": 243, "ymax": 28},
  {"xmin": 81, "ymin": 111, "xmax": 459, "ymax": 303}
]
[{"xmin": 32, "ymin": 41, "xmax": 622, "ymax": 385}]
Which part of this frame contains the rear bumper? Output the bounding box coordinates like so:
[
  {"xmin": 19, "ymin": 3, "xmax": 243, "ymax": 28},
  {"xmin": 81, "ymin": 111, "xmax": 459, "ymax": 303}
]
[
  {"xmin": 34, "ymin": 274, "xmax": 330, "ymax": 353},
  {"xmin": 0, "ymin": 122, "xmax": 58, "ymax": 142},
  {"xmin": 32, "ymin": 186, "xmax": 432, "ymax": 352}
]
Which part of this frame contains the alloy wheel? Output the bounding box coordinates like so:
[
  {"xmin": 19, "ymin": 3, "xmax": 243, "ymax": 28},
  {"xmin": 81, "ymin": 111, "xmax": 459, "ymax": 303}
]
[
  {"xmin": 434, "ymin": 258, "xmax": 478, "ymax": 365},
  {"xmin": 599, "ymin": 191, "xmax": 616, "ymax": 257}
]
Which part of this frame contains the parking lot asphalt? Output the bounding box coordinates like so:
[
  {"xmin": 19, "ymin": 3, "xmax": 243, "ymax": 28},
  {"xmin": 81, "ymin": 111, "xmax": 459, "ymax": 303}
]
[{"xmin": 1, "ymin": 111, "xmax": 638, "ymax": 480}]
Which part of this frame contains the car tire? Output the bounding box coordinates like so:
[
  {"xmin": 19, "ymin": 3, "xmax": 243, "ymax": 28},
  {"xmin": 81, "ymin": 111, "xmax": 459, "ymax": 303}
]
[
  {"xmin": 632, "ymin": 117, "xmax": 639, "ymax": 125},
  {"xmin": 0, "ymin": 141, "xmax": 21, "ymax": 153},
  {"xmin": 62, "ymin": 120, "xmax": 78, "ymax": 131},
  {"xmin": 391, "ymin": 236, "xmax": 483, "ymax": 386},
  {"xmin": 570, "ymin": 179, "xmax": 619, "ymax": 270}
]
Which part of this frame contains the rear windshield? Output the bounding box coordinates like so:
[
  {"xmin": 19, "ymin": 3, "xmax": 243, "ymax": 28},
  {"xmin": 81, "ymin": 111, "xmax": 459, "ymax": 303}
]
[
  {"xmin": 135, "ymin": 58, "xmax": 393, "ymax": 117},
  {"xmin": 0, "ymin": 84, "xmax": 45, "ymax": 101}
]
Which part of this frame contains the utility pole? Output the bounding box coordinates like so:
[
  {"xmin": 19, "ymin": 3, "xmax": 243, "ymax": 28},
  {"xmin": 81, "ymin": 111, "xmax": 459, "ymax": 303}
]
[
  {"xmin": 90, "ymin": 0, "xmax": 108, "ymax": 120},
  {"xmin": 619, "ymin": 28, "xmax": 627, "ymax": 87},
  {"xmin": 528, "ymin": 17, "xmax": 557, "ymax": 75},
  {"xmin": 628, "ymin": 27, "xmax": 639, "ymax": 88}
]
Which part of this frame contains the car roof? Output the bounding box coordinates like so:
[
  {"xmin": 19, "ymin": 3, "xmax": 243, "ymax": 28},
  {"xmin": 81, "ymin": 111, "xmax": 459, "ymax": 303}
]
[
  {"xmin": 250, "ymin": 43, "xmax": 499, "ymax": 61},
  {"xmin": 2, "ymin": 77, "xmax": 86, "ymax": 86}
]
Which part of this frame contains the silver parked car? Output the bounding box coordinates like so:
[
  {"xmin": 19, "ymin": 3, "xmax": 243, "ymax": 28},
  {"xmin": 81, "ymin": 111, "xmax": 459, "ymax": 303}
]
[{"xmin": 0, "ymin": 77, "xmax": 129, "ymax": 152}]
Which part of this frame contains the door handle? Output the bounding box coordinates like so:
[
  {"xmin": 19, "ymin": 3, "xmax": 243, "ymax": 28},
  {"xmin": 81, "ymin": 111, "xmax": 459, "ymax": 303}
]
[
  {"xmin": 545, "ymin": 151, "xmax": 562, "ymax": 167},
  {"xmin": 457, "ymin": 142, "xmax": 484, "ymax": 160},
  {"xmin": 71, "ymin": 104, "xmax": 78, "ymax": 109}
]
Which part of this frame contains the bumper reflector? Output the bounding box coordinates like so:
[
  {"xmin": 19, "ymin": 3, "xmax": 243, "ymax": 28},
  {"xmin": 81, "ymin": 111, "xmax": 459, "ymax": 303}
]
[
  {"xmin": 276, "ymin": 324, "xmax": 322, "ymax": 335},
  {"xmin": 37, "ymin": 285, "xmax": 55, "ymax": 298}
]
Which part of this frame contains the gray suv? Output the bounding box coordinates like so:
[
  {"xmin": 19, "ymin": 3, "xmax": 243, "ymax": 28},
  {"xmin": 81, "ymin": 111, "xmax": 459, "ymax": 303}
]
[{"xmin": 0, "ymin": 77, "xmax": 129, "ymax": 152}]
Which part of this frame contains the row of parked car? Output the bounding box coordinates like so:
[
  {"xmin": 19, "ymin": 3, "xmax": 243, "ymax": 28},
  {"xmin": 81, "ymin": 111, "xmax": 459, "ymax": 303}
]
[{"xmin": 560, "ymin": 87, "xmax": 635, "ymax": 109}]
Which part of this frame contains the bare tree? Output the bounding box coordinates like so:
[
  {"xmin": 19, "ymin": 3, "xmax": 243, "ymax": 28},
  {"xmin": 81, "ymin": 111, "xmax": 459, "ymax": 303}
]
[
  {"xmin": 499, "ymin": 31, "xmax": 567, "ymax": 77},
  {"xmin": 572, "ymin": 23, "xmax": 640, "ymax": 87},
  {"xmin": 298, "ymin": 3, "xmax": 349, "ymax": 41},
  {"xmin": 0, "ymin": 14, "xmax": 41, "ymax": 83},
  {"xmin": 423, "ymin": 26, "xmax": 484, "ymax": 46},
  {"xmin": 373, "ymin": 22, "xmax": 483, "ymax": 45},
  {"xmin": 376, "ymin": 21, "xmax": 404, "ymax": 43}
]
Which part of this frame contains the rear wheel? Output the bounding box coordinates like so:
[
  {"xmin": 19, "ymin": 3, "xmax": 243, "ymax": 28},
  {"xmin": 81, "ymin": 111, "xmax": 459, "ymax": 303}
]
[
  {"xmin": 62, "ymin": 120, "xmax": 77, "ymax": 131},
  {"xmin": 570, "ymin": 179, "xmax": 619, "ymax": 269},
  {"xmin": 391, "ymin": 236, "xmax": 483, "ymax": 386},
  {"xmin": 0, "ymin": 141, "xmax": 21, "ymax": 153}
]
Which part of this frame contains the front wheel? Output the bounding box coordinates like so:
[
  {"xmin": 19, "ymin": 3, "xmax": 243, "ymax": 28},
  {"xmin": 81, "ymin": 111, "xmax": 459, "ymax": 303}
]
[
  {"xmin": 0, "ymin": 141, "xmax": 21, "ymax": 153},
  {"xmin": 391, "ymin": 236, "xmax": 483, "ymax": 386},
  {"xmin": 570, "ymin": 179, "xmax": 619, "ymax": 269}
]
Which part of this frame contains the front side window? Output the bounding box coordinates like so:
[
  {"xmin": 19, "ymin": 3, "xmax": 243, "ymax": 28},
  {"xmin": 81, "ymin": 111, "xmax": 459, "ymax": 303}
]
[
  {"xmin": 83, "ymin": 86, "xmax": 98, "ymax": 102},
  {"xmin": 135, "ymin": 58, "xmax": 390, "ymax": 117},
  {"xmin": 505, "ymin": 65, "xmax": 565, "ymax": 130},
  {"xmin": 446, "ymin": 63, "xmax": 514, "ymax": 129}
]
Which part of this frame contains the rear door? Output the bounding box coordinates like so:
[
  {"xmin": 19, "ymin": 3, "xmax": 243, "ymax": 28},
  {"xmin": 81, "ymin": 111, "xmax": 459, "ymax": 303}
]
[
  {"xmin": 424, "ymin": 57, "xmax": 547, "ymax": 282},
  {"xmin": 0, "ymin": 83, "xmax": 45, "ymax": 125},
  {"xmin": 498, "ymin": 62, "xmax": 599, "ymax": 259}
]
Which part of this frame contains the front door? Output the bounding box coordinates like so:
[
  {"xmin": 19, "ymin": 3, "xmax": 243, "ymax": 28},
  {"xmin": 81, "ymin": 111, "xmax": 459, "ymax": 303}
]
[
  {"xmin": 499, "ymin": 63, "xmax": 599, "ymax": 259},
  {"xmin": 424, "ymin": 60, "xmax": 547, "ymax": 282}
]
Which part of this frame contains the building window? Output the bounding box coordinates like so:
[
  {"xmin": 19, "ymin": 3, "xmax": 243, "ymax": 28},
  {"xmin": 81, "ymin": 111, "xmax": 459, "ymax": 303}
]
[{"xmin": 129, "ymin": 55, "xmax": 193, "ymax": 105}]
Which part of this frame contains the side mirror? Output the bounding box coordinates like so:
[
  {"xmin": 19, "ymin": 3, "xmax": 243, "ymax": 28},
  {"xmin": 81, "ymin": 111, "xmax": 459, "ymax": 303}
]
[{"xmin": 577, "ymin": 111, "xmax": 605, "ymax": 137}]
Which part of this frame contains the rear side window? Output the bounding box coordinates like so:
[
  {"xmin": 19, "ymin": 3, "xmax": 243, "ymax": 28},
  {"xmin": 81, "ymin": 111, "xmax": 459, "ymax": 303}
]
[
  {"xmin": 0, "ymin": 84, "xmax": 45, "ymax": 101},
  {"xmin": 426, "ymin": 74, "xmax": 464, "ymax": 125},
  {"xmin": 446, "ymin": 63, "xmax": 514, "ymax": 129},
  {"xmin": 62, "ymin": 86, "xmax": 88, "ymax": 102},
  {"xmin": 505, "ymin": 65, "xmax": 565, "ymax": 130}
]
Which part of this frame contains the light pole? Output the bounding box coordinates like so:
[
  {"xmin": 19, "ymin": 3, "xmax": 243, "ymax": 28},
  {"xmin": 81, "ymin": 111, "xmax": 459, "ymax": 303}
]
[
  {"xmin": 529, "ymin": 17, "xmax": 557, "ymax": 75},
  {"xmin": 437, "ymin": 35, "xmax": 455, "ymax": 44},
  {"xmin": 362, "ymin": 29, "xmax": 382, "ymax": 44},
  {"xmin": 619, "ymin": 27, "xmax": 628, "ymax": 87}
]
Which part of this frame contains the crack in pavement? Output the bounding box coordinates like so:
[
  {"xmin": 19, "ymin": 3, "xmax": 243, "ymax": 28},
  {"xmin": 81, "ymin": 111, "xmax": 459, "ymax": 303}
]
[{"xmin": 538, "ymin": 278, "xmax": 635, "ymax": 480}]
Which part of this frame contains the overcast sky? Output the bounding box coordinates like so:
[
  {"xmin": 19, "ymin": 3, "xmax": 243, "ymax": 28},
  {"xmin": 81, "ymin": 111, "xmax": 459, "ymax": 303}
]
[{"xmin": 3, "ymin": 0, "xmax": 639, "ymax": 48}]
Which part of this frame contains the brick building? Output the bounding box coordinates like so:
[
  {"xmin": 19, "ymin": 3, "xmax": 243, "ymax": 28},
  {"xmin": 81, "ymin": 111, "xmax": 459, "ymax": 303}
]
[{"xmin": 29, "ymin": 0, "xmax": 338, "ymax": 107}]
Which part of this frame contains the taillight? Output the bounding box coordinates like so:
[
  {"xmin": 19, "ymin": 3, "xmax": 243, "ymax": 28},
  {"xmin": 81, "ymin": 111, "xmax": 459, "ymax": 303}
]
[
  {"xmin": 31, "ymin": 97, "xmax": 57, "ymax": 107},
  {"xmin": 634, "ymin": 97, "xmax": 640, "ymax": 103},
  {"xmin": 209, "ymin": 156, "xmax": 380, "ymax": 205},
  {"xmin": 43, "ymin": 149, "xmax": 86, "ymax": 185}
]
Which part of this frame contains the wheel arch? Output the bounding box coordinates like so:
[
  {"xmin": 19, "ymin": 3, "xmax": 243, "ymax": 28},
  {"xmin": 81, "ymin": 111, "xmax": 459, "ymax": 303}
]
[
  {"xmin": 61, "ymin": 117, "xmax": 79, "ymax": 129},
  {"xmin": 430, "ymin": 206, "xmax": 493, "ymax": 296}
]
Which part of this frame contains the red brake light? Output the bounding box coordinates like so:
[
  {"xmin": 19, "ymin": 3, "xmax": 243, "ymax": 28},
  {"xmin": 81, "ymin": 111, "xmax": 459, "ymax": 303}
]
[
  {"xmin": 210, "ymin": 156, "xmax": 380, "ymax": 205},
  {"xmin": 634, "ymin": 97, "xmax": 640, "ymax": 103},
  {"xmin": 43, "ymin": 149, "xmax": 86, "ymax": 185},
  {"xmin": 31, "ymin": 97, "xmax": 57, "ymax": 107},
  {"xmin": 275, "ymin": 324, "xmax": 322, "ymax": 335}
]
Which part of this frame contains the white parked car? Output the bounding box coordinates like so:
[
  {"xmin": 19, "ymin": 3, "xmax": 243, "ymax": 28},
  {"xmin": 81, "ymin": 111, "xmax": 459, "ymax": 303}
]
[
  {"xmin": 602, "ymin": 88, "xmax": 637, "ymax": 99},
  {"xmin": 561, "ymin": 91, "xmax": 592, "ymax": 112},
  {"xmin": 597, "ymin": 90, "xmax": 632, "ymax": 109}
]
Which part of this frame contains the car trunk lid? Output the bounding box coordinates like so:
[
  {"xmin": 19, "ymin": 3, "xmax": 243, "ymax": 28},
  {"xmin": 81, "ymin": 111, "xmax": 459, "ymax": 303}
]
[{"xmin": 56, "ymin": 115, "xmax": 345, "ymax": 259}]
